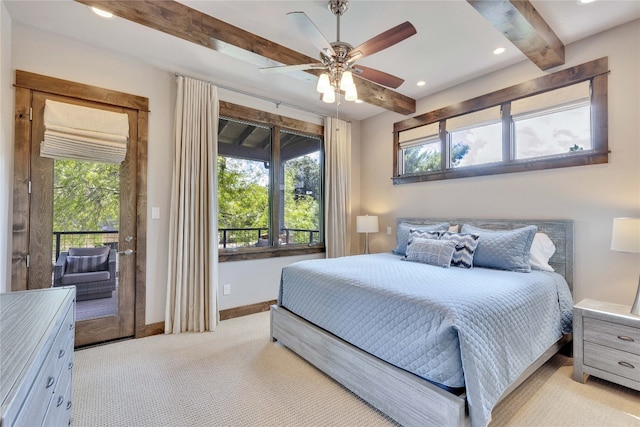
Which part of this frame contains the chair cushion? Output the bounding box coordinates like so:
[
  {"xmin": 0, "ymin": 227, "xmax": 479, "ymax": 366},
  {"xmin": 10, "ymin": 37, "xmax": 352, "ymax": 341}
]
[
  {"xmin": 68, "ymin": 246, "xmax": 110, "ymax": 257},
  {"xmin": 66, "ymin": 253, "xmax": 109, "ymax": 273},
  {"xmin": 60, "ymin": 270, "xmax": 110, "ymax": 285}
]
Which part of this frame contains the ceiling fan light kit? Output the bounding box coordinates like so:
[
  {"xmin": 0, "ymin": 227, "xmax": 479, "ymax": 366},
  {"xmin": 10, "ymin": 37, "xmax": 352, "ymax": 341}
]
[{"xmin": 261, "ymin": 0, "xmax": 416, "ymax": 107}]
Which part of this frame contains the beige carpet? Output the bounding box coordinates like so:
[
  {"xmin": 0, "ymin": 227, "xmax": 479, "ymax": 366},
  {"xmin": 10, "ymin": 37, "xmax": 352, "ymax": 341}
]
[{"xmin": 73, "ymin": 312, "xmax": 640, "ymax": 427}]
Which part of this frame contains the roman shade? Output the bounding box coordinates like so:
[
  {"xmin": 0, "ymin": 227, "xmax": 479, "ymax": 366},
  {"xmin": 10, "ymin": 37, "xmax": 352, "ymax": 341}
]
[
  {"xmin": 446, "ymin": 106, "xmax": 501, "ymax": 131},
  {"xmin": 41, "ymin": 99, "xmax": 129, "ymax": 163},
  {"xmin": 511, "ymin": 81, "xmax": 590, "ymax": 117},
  {"xmin": 398, "ymin": 122, "xmax": 439, "ymax": 146}
]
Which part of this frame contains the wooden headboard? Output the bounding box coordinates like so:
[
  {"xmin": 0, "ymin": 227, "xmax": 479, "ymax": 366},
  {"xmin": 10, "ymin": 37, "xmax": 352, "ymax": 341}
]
[{"xmin": 397, "ymin": 218, "xmax": 574, "ymax": 291}]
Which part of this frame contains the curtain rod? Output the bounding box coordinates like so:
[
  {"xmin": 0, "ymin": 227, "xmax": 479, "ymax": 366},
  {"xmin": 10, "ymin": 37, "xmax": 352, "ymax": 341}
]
[{"xmin": 174, "ymin": 72, "xmax": 329, "ymax": 119}]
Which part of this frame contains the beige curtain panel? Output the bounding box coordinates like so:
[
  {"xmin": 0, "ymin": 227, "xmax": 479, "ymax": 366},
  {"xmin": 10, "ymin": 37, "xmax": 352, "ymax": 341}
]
[
  {"xmin": 324, "ymin": 117, "xmax": 352, "ymax": 258},
  {"xmin": 165, "ymin": 76, "xmax": 219, "ymax": 333},
  {"xmin": 41, "ymin": 99, "xmax": 129, "ymax": 163}
]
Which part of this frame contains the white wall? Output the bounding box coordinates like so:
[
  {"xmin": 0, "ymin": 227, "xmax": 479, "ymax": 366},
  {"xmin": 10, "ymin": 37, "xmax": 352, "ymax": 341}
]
[
  {"xmin": 0, "ymin": 1, "xmax": 13, "ymax": 293},
  {"xmin": 6, "ymin": 22, "xmax": 353, "ymax": 322},
  {"xmin": 361, "ymin": 20, "xmax": 640, "ymax": 306}
]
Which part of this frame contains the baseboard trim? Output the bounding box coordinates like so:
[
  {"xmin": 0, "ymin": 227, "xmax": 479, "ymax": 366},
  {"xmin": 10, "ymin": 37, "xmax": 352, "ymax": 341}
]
[
  {"xmin": 141, "ymin": 300, "xmax": 275, "ymax": 337},
  {"xmin": 142, "ymin": 321, "xmax": 165, "ymax": 337},
  {"xmin": 220, "ymin": 300, "xmax": 277, "ymax": 321}
]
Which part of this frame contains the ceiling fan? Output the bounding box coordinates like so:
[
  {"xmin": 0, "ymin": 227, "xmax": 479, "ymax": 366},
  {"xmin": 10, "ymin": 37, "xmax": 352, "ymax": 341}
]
[{"xmin": 260, "ymin": 0, "xmax": 417, "ymax": 104}]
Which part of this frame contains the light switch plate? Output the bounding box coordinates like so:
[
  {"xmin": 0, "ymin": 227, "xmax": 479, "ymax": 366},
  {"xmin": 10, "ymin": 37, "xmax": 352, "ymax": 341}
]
[{"xmin": 151, "ymin": 207, "xmax": 160, "ymax": 219}]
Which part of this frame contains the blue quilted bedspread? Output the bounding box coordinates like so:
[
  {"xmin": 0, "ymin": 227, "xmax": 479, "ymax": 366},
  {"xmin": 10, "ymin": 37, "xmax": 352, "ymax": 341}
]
[{"xmin": 278, "ymin": 253, "xmax": 573, "ymax": 427}]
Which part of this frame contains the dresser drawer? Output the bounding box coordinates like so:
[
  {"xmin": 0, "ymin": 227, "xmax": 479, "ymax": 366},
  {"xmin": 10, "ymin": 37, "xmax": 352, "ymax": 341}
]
[
  {"xmin": 584, "ymin": 317, "xmax": 640, "ymax": 355},
  {"xmin": 13, "ymin": 303, "xmax": 75, "ymax": 427},
  {"xmin": 584, "ymin": 341, "xmax": 640, "ymax": 382},
  {"xmin": 43, "ymin": 367, "xmax": 73, "ymax": 427}
]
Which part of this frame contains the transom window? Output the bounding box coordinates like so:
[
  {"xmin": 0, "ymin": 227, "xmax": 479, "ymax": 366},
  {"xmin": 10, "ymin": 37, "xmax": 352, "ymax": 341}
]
[{"xmin": 393, "ymin": 58, "xmax": 608, "ymax": 184}]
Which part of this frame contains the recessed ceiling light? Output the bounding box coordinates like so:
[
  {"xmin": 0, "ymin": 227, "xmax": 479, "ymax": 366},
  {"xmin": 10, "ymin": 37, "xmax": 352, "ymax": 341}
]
[
  {"xmin": 577, "ymin": 0, "xmax": 597, "ymax": 4},
  {"xmin": 91, "ymin": 7, "xmax": 114, "ymax": 18},
  {"xmin": 417, "ymin": 81, "xmax": 426, "ymax": 87},
  {"xmin": 493, "ymin": 47, "xmax": 506, "ymax": 55}
]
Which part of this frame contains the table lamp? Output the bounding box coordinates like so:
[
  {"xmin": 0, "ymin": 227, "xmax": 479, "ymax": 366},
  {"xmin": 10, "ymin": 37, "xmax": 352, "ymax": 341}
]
[
  {"xmin": 356, "ymin": 215, "xmax": 379, "ymax": 255},
  {"xmin": 611, "ymin": 217, "xmax": 640, "ymax": 315}
]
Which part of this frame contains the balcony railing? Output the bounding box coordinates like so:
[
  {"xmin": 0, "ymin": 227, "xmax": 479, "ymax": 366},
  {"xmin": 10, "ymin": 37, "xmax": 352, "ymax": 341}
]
[
  {"xmin": 52, "ymin": 227, "xmax": 320, "ymax": 259},
  {"xmin": 218, "ymin": 227, "xmax": 319, "ymax": 249},
  {"xmin": 53, "ymin": 230, "xmax": 119, "ymax": 261}
]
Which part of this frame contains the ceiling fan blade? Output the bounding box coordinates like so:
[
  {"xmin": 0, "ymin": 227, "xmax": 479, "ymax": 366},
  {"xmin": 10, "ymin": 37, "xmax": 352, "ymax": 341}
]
[
  {"xmin": 349, "ymin": 21, "xmax": 417, "ymax": 60},
  {"xmin": 260, "ymin": 63, "xmax": 325, "ymax": 73},
  {"xmin": 287, "ymin": 12, "xmax": 336, "ymax": 57},
  {"xmin": 352, "ymin": 65, "xmax": 405, "ymax": 89}
]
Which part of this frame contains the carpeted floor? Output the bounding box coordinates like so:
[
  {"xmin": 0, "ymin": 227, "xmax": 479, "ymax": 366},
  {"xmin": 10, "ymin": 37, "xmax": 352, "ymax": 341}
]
[{"xmin": 73, "ymin": 311, "xmax": 640, "ymax": 427}]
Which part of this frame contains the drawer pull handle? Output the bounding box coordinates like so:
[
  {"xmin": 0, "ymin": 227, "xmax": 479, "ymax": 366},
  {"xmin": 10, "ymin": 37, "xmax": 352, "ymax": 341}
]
[
  {"xmin": 58, "ymin": 349, "xmax": 65, "ymax": 359},
  {"xmin": 66, "ymin": 401, "xmax": 72, "ymax": 411},
  {"xmin": 68, "ymin": 362, "xmax": 74, "ymax": 370},
  {"xmin": 57, "ymin": 396, "xmax": 64, "ymax": 407},
  {"xmin": 617, "ymin": 335, "xmax": 635, "ymax": 342},
  {"xmin": 69, "ymin": 324, "xmax": 74, "ymax": 330},
  {"xmin": 46, "ymin": 376, "xmax": 55, "ymax": 388},
  {"xmin": 618, "ymin": 361, "xmax": 635, "ymax": 369}
]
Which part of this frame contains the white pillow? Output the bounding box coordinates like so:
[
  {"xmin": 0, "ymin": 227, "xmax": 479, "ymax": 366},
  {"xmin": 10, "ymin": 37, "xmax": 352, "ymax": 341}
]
[{"xmin": 529, "ymin": 232, "xmax": 556, "ymax": 272}]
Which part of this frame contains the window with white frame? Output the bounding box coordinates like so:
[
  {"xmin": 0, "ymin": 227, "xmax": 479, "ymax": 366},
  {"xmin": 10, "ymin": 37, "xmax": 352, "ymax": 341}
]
[
  {"xmin": 511, "ymin": 81, "xmax": 591, "ymax": 160},
  {"xmin": 447, "ymin": 106, "xmax": 502, "ymax": 168}
]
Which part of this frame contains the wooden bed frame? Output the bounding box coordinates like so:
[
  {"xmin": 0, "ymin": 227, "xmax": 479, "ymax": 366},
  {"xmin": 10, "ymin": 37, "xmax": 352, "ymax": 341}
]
[{"xmin": 270, "ymin": 219, "xmax": 574, "ymax": 427}]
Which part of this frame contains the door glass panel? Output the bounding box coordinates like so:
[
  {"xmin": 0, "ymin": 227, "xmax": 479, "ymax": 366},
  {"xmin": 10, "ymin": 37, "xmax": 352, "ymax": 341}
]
[{"xmin": 53, "ymin": 159, "xmax": 120, "ymax": 321}]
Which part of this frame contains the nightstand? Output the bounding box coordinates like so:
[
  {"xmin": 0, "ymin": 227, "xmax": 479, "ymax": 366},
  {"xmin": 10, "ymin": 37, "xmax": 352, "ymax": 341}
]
[{"xmin": 573, "ymin": 298, "xmax": 640, "ymax": 391}]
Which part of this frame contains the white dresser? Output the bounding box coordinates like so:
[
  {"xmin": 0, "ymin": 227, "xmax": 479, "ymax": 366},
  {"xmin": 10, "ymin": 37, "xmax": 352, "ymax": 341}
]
[
  {"xmin": 0, "ymin": 287, "xmax": 76, "ymax": 427},
  {"xmin": 573, "ymin": 298, "xmax": 640, "ymax": 391}
]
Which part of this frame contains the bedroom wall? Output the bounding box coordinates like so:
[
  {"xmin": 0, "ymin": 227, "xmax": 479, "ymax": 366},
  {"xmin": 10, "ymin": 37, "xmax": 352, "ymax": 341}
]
[
  {"xmin": 0, "ymin": 1, "xmax": 13, "ymax": 293},
  {"xmin": 360, "ymin": 19, "xmax": 640, "ymax": 306},
  {"xmin": 5, "ymin": 21, "xmax": 361, "ymax": 321}
]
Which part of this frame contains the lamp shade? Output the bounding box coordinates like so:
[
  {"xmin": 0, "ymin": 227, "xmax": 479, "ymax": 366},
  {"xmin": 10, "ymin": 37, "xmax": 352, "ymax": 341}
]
[
  {"xmin": 356, "ymin": 215, "xmax": 379, "ymax": 233},
  {"xmin": 611, "ymin": 218, "xmax": 640, "ymax": 253}
]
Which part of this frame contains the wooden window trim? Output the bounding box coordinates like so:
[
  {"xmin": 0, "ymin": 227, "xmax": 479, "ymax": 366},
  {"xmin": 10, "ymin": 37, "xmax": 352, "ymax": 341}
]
[
  {"xmin": 393, "ymin": 57, "xmax": 609, "ymax": 184},
  {"xmin": 218, "ymin": 102, "xmax": 325, "ymax": 262}
]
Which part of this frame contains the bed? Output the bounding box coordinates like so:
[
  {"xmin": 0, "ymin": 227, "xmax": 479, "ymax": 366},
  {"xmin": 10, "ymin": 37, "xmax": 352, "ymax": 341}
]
[{"xmin": 270, "ymin": 218, "xmax": 574, "ymax": 427}]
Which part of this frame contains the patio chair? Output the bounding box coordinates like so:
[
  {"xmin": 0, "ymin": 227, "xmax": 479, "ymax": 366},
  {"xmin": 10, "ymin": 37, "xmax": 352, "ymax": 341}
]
[{"xmin": 53, "ymin": 246, "xmax": 117, "ymax": 301}]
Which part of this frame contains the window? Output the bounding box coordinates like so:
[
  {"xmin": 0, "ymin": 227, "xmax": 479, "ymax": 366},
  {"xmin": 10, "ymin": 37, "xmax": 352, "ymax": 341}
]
[
  {"xmin": 398, "ymin": 123, "xmax": 441, "ymax": 174},
  {"xmin": 393, "ymin": 57, "xmax": 608, "ymax": 184},
  {"xmin": 217, "ymin": 103, "xmax": 324, "ymax": 261},
  {"xmin": 281, "ymin": 130, "xmax": 322, "ymax": 245},
  {"xmin": 446, "ymin": 106, "xmax": 502, "ymax": 168},
  {"xmin": 511, "ymin": 82, "xmax": 591, "ymax": 160}
]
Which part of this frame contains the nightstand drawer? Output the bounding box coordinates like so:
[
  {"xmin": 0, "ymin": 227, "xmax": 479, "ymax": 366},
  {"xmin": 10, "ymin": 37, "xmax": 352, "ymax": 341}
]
[
  {"xmin": 584, "ymin": 317, "xmax": 640, "ymax": 355},
  {"xmin": 584, "ymin": 341, "xmax": 640, "ymax": 382}
]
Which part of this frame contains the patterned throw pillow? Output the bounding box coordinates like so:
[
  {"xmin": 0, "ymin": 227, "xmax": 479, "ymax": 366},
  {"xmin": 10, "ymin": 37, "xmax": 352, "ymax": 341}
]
[
  {"xmin": 408, "ymin": 229, "xmax": 441, "ymax": 243},
  {"xmin": 66, "ymin": 254, "xmax": 109, "ymax": 273},
  {"xmin": 460, "ymin": 224, "xmax": 537, "ymax": 272},
  {"xmin": 393, "ymin": 222, "xmax": 449, "ymax": 256},
  {"xmin": 439, "ymin": 231, "xmax": 480, "ymax": 269},
  {"xmin": 404, "ymin": 238, "xmax": 456, "ymax": 268}
]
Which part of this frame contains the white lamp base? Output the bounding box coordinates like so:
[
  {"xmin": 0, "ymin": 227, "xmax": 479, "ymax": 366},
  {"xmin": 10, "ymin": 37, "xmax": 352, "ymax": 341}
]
[
  {"xmin": 364, "ymin": 233, "xmax": 370, "ymax": 255},
  {"xmin": 631, "ymin": 274, "xmax": 640, "ymax": 316}
]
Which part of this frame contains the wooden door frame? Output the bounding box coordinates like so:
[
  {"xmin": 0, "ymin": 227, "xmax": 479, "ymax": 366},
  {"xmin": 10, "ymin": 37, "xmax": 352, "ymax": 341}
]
[{"xmin": 11, "ymin": 70, "xmax": 148, "ymax": 339}]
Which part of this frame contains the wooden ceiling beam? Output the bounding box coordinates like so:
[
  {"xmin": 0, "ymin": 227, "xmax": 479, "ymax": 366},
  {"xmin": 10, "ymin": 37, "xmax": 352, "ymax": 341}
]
[
  {"xmin": 467, "ymin": 0, "xmax": 565, "ymax": 70},
  {"xmin": 74, "ymin": 0, "xmax": 416, "ymax": 115}
]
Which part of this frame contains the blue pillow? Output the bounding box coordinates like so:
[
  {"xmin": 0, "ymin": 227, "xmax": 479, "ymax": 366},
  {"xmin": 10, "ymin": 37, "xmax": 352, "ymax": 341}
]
[
  {"xmin": 460, "ymin": 224, "xmax": 537, "ymax": 272},
  {"xmin": 404, "ymin": 238, "xmax": 456, "ymax": 268},
  {"xmin": 393, "ymin": 222, "xmax": 449, "ymax": 256}
]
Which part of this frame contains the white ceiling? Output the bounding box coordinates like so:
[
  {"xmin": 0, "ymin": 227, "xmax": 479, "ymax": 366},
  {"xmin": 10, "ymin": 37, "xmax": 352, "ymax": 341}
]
[{"xmin": 4, "ymin": 0, "xmax": 640, "ymax": 121}]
